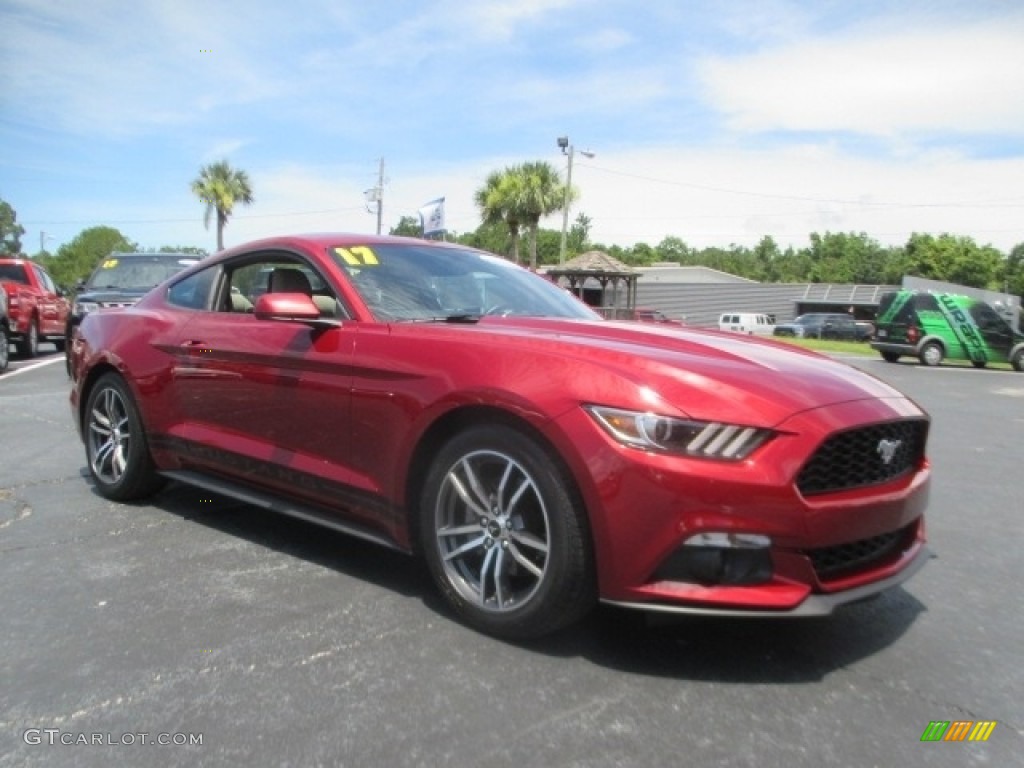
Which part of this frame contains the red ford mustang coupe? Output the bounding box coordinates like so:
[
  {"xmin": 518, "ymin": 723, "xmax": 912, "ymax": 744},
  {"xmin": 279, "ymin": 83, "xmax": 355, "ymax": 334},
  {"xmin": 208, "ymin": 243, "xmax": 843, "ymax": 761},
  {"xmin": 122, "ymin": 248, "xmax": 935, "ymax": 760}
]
[{"xmin": 70, "ymin": 234, "xmax": 930, "ymax": 639}]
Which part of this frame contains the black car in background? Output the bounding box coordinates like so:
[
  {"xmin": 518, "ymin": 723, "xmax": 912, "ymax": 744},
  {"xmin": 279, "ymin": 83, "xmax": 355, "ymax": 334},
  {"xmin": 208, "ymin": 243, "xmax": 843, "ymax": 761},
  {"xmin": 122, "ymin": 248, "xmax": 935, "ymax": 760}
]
[
  {"xmin": 773, "ymin": 313, "xmax": 862, "ymax": 340},
  {"xmin": 65, "ymin": 253, "xmax": 200, "ymax": 372}
]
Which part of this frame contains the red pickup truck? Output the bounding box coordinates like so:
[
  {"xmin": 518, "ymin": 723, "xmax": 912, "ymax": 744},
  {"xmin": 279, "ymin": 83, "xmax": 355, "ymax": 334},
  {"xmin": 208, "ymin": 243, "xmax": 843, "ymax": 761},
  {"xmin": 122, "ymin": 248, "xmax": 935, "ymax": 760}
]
[{"xmin": 0, "ymin": 258, "xmax": 70, "ymax": 358}]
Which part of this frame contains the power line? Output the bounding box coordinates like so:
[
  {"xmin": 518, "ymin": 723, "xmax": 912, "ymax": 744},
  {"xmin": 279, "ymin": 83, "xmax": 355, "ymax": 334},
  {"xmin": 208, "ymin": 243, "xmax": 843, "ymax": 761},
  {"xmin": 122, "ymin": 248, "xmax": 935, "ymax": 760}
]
[{"xmin": 580, "ymin": 162, "xmax": 1024, "ymax": 210}]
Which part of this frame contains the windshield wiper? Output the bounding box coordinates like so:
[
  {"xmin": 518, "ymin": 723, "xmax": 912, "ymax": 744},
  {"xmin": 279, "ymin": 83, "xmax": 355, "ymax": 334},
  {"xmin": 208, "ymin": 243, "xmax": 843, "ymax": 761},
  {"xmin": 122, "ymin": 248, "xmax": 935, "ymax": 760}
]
[{"xmin": 398, "ymin": 313, "xmax": 481, "ymax": 324}]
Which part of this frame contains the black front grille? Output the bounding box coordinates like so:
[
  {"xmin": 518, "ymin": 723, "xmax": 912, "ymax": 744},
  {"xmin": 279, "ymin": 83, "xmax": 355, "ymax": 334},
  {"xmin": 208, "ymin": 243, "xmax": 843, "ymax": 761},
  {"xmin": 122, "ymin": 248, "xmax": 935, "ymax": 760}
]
[
  {"xmin": 806, "ymin": 525, "xmax": 913, "ymax": 581},
  {"xmin": 797, "ymin": 419, "xmax": 927, "ymax": 496}
]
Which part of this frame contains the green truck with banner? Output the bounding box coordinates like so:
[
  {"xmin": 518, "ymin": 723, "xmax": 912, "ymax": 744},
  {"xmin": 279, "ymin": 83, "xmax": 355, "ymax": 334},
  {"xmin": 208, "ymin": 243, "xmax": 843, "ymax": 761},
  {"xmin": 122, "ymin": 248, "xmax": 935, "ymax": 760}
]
[{"xmin": 871, "ymin": 290, "xmax": 1024, "ymax": 371}]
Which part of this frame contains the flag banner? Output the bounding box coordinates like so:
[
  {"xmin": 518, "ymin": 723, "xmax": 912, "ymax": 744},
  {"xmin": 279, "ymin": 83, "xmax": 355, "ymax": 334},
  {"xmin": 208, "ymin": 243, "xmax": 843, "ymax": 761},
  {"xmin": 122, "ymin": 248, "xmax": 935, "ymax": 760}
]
[{"xmin": 418, "ymin": 197, "xmax": 446, "ymax": 236}]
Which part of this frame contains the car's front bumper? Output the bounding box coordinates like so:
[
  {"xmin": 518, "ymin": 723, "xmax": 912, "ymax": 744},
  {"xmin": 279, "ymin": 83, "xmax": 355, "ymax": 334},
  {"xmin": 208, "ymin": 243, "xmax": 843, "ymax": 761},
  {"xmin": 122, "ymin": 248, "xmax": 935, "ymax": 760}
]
[
  {"xmin": 551, "ymin": 395, "xmax": 931, "ymax": 616},
  {"xmin": 603, "ymin": 540, "xmax": 931, "ymax": 616}
]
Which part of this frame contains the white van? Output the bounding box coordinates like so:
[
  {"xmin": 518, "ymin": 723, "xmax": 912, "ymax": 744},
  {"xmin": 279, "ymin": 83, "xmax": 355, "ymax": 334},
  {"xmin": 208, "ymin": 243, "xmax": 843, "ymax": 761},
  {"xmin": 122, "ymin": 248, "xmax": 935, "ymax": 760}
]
[{"xmin": 718, "ymin": 313, "xmax": 776, "ymax": 336}]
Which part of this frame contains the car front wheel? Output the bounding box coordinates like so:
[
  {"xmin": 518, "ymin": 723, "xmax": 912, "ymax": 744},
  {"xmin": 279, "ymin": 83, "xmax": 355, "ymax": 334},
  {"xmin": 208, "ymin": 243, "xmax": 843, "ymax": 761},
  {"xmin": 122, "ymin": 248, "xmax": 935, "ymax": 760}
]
[
  {"xmin": 419, "ymin": 424, "xmax": 595, "ymax": 639},
  {"xmin": 1012, "ymin": 349, "xmax": 1024, "ymax": 373},
  {"xmin": 84, "ymin": 373, "xmax": 165, "ymax": 501}
]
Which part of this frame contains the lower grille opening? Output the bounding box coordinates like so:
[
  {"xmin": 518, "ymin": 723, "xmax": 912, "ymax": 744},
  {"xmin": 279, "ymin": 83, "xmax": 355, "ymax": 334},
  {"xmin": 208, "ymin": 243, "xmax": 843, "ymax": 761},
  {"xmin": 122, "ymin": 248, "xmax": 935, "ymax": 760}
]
[
  {"xmin": 805, "ymin": 523, "xmax": 915, "ymax": 581},
  {"xmin": 653, "ymin": 546, "xmax": 772, "ymax": 586}
]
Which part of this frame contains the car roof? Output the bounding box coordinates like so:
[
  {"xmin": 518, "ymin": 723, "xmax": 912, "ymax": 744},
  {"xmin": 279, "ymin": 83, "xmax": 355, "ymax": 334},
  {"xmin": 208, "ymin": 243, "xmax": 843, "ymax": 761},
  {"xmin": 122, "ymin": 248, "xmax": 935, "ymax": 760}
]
[{"xmin": 103, "ymin": 252, "xmax": 200, "ymax": 260}]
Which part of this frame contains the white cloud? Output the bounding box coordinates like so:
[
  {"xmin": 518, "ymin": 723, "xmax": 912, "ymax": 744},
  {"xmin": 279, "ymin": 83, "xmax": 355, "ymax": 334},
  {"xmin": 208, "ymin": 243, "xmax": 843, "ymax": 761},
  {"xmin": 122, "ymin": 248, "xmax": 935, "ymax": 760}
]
[
  {"xmin": 698, "ymin": 14, "xmax": 1024, "ymax": 135},
  {"xmin": 552, "ymin": 143, "xmax": 1024, "ymax": 252}
]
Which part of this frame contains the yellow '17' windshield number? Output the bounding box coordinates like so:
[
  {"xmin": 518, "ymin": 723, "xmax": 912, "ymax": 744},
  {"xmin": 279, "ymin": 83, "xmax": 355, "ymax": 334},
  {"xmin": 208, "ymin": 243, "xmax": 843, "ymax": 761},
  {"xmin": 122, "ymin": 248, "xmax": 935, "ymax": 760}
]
[{"xmin": 334, "ymin": 246, "xmax": 379, "ymax": 266}]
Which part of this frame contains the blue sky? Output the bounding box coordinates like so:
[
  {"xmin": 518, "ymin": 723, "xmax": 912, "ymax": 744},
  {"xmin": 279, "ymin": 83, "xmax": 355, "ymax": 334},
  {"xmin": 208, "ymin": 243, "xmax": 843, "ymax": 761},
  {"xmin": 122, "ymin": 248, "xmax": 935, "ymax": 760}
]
[{"xmin": 2, "ymin": 0, "xmax": 1023, "ymax": 255}]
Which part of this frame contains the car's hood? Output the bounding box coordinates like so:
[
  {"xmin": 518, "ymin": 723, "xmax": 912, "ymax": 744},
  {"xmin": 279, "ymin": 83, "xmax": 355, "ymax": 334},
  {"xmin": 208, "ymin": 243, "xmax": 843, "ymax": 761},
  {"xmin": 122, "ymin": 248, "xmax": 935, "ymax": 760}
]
[
  {"xmin": 76, "ymin": 288, "xmax": 152, "ymax": 303},
  {"xmin": 409, "ymin": 317, "xmax": 911, "ymax": 426}
]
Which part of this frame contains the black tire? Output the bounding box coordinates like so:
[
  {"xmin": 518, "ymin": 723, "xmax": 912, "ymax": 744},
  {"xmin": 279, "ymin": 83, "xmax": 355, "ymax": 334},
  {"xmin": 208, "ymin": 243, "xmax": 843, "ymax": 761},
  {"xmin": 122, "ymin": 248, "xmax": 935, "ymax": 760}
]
[
  {"xmin": 1012, "ymin": 349, "xmax": 1024, "ymax": 373},
  {"xmin": 16, "ymin": 316, "xmax": 38, "ymax": 358},
  {"xmin": 971, "ymin": 360, "xmax": 987, "ymax": 369},
  {"xmin": 418, "ymin": 424, "xmax": 595, "ymax": 639},
  {"xmin": 880, "ymin": 351, "xmax": 900, "ymax": 363},
  {"xmin": 919, "ymin": 341, "xmax": 944, "ymax": 367},
  {"xmin": 0, "ymin": 324, "xmax": 9, "ymax": 373},
  {"xmin": 83, "ymin": 373, "xmax": 165, "ymax": 501}
]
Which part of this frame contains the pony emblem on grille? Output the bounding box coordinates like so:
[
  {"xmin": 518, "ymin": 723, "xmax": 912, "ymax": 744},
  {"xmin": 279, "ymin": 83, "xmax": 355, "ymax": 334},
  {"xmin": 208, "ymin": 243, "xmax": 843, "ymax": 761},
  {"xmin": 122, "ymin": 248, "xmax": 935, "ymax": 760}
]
[{"xmin": 877, "ymin": 438, "xmax": 902, "ymax": 465}]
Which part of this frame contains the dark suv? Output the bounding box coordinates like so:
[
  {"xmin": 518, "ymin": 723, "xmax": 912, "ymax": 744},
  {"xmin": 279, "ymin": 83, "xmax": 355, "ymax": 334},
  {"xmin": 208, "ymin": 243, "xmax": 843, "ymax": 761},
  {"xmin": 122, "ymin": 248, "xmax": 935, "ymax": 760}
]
[
  {"xmin": 65, "ymin": 253, "xmax": 201, "ymax": 371},
  {"xmin": 773, "ymin": 313, "xmax": 860, "ymax": 340}
]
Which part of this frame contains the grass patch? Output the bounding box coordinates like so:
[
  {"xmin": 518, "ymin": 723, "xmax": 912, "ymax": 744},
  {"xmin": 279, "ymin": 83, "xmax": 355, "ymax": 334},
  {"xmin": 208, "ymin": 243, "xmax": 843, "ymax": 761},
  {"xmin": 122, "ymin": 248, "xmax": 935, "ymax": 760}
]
[
  {"xmin": 771, "ymin": 337, "xmax": 875, "ymax": 357},
  {"xmin": 773, "ymin": 337, "xmax": 1016, "ymax": 370}
]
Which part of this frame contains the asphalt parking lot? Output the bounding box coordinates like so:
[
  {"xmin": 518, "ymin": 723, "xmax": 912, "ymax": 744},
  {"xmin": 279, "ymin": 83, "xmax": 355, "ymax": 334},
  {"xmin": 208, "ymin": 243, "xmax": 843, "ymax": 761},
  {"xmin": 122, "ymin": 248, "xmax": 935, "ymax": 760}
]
[{"xmin": 1, "ymin": 351, "xmax": 1021, "ymax": 767}]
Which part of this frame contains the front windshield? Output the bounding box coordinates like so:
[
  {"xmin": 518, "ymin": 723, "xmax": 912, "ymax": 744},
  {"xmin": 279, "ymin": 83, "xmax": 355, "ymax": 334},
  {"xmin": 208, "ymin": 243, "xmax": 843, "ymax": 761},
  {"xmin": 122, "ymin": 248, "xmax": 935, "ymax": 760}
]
[
  {"xmin": 331, "ymin": 243, "xmax": 600, "ymax": 322},
  {"xmin": 87, "ymin": 257, "xmax": 199, "ymax": 291}
]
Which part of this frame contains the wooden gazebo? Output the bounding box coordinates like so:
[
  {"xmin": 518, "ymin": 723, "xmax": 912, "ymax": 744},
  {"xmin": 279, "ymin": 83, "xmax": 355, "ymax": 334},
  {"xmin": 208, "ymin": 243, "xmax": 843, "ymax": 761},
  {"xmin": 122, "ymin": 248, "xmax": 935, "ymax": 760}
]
[{"xmin": 545, "ymin": 250, "xmax": 639, "ymax": 318}]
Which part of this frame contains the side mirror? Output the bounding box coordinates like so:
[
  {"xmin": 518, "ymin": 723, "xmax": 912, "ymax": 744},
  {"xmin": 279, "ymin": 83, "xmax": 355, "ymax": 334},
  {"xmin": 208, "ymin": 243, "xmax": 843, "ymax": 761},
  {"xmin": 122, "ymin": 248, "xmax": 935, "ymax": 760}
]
[{"xmin": 253, "ymin": 293, "xmax": 340, "ymax": 330}]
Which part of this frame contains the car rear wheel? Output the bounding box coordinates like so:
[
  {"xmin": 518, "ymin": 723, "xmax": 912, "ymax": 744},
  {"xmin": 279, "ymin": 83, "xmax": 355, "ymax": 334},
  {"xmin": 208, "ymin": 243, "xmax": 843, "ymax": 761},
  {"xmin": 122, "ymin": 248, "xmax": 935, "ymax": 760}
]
[
  {"xmin": 919, "ymin": 341, "xmax": 944, "ymax": 367},
  {"xmin": 17, "ymin": 317, "xmax": 38, "ymax": 358},
  {"xmin": 880, "ymin": 351, "xmax": 900, "ymax": 363},
  {"xmin": 419, "ymin": 424, "xmax": 595, "ymax": 639},
  {"xmin": 84, "ymin": 373, "xmax": 165, "ymax": 501}
]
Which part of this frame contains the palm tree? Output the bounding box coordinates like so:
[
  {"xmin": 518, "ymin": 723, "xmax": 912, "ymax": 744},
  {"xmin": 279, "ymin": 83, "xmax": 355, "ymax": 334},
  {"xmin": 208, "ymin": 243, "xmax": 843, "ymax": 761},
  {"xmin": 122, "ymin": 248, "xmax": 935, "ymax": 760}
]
[
  {"xmin": 508, "ymin": 161, "xmax": 573, "ymax": 269},
  {"xmin": 474, "ymin": 169, "xmax": 522, "ymax": 264},
  {"xmin": 191, "ymin": 161, "xmax": 254, "ymax": 251}
]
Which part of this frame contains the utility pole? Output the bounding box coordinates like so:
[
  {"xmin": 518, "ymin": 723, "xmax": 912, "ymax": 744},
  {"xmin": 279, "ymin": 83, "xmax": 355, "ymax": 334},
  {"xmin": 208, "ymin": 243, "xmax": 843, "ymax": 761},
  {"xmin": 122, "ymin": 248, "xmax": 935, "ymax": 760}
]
[
  {"xmin": 557, "ymin": 137, "xmax": 595, "ymax": 264},
  {"xmin": 365, "ymin": 158, "xmax": 386, "ymax": 235},
  {"xmin": 376, "ymin": 157, "xmax": 384, "ymax": 235}
]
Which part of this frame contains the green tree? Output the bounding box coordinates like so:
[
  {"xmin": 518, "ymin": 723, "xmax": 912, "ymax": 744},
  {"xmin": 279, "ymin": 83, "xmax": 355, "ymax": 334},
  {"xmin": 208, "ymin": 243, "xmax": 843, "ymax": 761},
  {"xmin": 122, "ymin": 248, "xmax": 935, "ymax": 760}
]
[
  {"xmin": 902, "ymin": 233, "xmax": 1003, "ymax": 288},
  {"xmin": 191, "ymin": 160, "xmax": 254, "ymax": 251},
  {"xmin": 656, "ymin": 236, "xmax": 692, "ymax": 265},
  {"xmin": 1004, "ymin": 242, "xmax": 1024, "ymax": 299},
  {"xmin": 1, "ymin": 198, "xmax": 26, "ymax": 255},
  {"xmin": 568, "ymin": 212, "xmax": 593, "ymax": 257},
  {"xmin": 474, "ymin": 170, "xmax": 522, "ymax": 263},
  {"xmin": 508, "ymin": 161, "xmax": 571, "ymax": 270},
  {"xmin": 802, "ymin": 232, "xmax": 889, "ymax": 284},
  {"xmin": 45, "ymin": 226, "xmax": 137, "ymax": 288},
  {"xmin": 457, "ymin": 220, "xmax": 509, "ymax": 256},
  {"xmin": 390, "ymin": 216, "xmax": 422, "ymax": 237}
]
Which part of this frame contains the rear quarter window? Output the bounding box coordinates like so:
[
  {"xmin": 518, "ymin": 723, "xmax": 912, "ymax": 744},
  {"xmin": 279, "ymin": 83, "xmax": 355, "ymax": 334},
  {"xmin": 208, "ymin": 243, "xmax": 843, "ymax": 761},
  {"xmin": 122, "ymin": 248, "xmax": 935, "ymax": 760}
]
[
  {"xmin": 0, "ymin": 263, "xmax": 28, "ymax": 284},
  {"xmin": 167, "ymin": 268, "xmax": 218, "ymax": 310}
]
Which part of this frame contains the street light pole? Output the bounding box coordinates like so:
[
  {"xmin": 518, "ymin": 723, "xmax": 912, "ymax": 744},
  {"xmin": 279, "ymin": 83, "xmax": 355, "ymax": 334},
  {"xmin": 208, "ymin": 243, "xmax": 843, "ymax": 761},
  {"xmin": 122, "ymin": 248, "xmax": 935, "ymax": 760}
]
[{"xmin": 557, "ymin": 136, "xmax": 594, "ymax": 265}]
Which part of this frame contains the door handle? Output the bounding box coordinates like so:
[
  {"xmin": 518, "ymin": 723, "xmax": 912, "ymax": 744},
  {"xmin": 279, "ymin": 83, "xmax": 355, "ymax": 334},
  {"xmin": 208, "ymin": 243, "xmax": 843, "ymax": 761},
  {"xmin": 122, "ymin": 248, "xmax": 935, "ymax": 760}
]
[{"xmin": 179, "ymin": 340, "xmax": 213, "ymax": 355}]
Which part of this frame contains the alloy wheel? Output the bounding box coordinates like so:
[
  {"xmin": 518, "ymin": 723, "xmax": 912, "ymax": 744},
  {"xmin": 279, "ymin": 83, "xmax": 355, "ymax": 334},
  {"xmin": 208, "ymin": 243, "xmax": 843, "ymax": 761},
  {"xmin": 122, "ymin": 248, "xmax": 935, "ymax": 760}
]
[{"xmin": 433, "ymin": 449, "xmax": 551, "ymax": 613}]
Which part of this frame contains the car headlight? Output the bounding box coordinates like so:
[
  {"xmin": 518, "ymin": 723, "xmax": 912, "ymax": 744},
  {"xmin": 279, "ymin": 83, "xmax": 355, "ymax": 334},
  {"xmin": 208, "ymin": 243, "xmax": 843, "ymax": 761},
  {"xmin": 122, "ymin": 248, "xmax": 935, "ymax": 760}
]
[
  {"xmin": 73, "ymin": 301, "xmax": 100, "ymax": 316},
  {"xmin": 585, "ymin": 406, "xmax": 773, "ymax": 460}
]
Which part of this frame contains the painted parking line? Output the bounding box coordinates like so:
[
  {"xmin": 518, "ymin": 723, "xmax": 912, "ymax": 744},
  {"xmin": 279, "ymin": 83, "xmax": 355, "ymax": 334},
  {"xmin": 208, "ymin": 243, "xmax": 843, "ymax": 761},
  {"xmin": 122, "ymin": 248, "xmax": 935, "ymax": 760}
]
[{"xmin": 1, "ymin": 355, "xmax": 64, "ymax": 380}]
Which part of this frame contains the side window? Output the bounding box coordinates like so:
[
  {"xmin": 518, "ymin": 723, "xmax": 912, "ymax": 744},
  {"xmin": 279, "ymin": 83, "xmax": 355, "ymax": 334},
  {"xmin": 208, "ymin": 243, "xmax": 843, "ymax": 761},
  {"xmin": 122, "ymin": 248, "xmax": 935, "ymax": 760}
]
[
  {"xmin": 167, "ymin": 267, "xmax": 218, "ymax": 310},
  {"xmin": 0, "ymin": 263, "xmax": 29, "ymax": 284},
  {"xmin": 33, "ymin": 265, "xmax": 56, "ymax": 293},
  {"xmin": 969, "ymin": 302, "xmax": 1009, "ymax": 333},
  {"xmin": 219, "ymin": 254, "xmax": 348, "ymax": 319}
]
